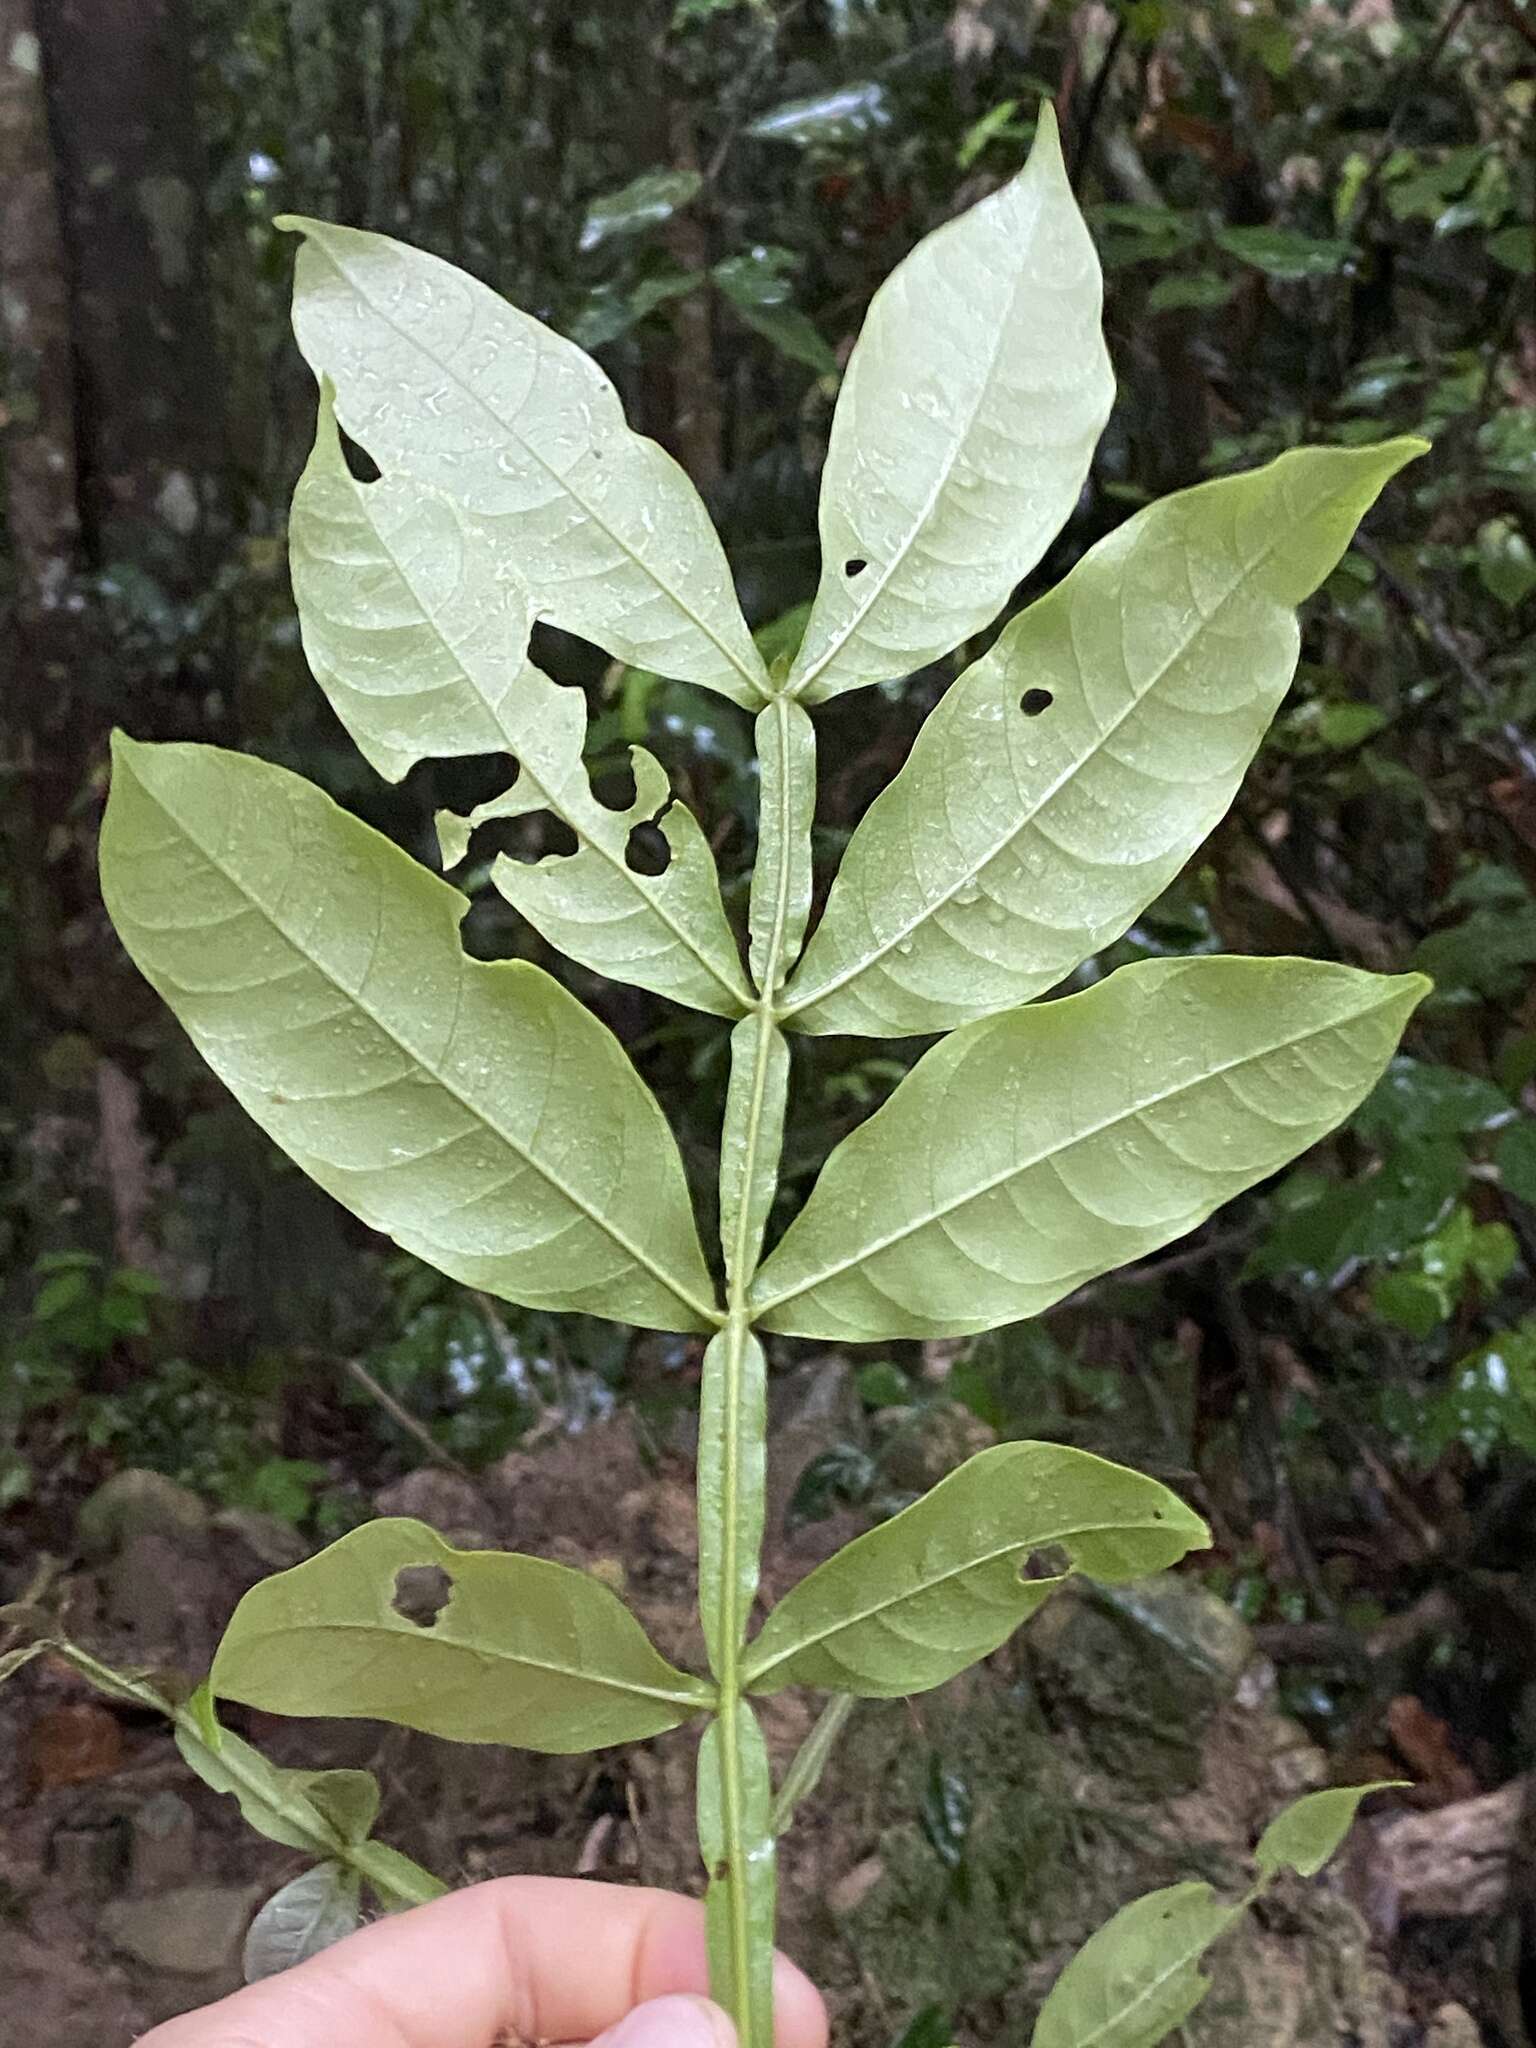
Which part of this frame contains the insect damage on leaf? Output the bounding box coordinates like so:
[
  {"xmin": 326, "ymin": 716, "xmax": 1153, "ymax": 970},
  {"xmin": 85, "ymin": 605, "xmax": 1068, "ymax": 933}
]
[
  {"xmin": 391, "ymin": 1565, "xmax": 453, "ymax": 1629},
  {"xmin": 96, "ymin": 103, "xmax": 1429, "ymax": 2048}
]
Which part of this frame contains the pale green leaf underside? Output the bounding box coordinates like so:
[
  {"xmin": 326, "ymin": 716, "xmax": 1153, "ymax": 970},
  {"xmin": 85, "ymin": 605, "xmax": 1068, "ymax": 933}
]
[
  {"xmin": 291, "ymin": 393, "xmax": 751, "ymax": 1017},
  {"xmin": 698, "ymin": 1323, "xmax": 767, "ymax": 1678},
  {"xmin": 244, "ymin": 1863, "xmax": 363, "ymax": 1983},
  {"xmin": 741, "ymin": 1442, "xmax": 1208, "ymax": 1696},
  {"xmin": 279, "ymin": 215, "xmax": 769, "ymax": 707},
  {"xmin": 784, "ymin": 438, "xmax": 1426, "ymax": 1035},
  {"xmin": 100, "ymin": 737, "xmax": 718, "ymax": 1334},
  {"xmin": 750, "ymin": 698, "xmax": 816, "ymax": 992},
  {"xmin": 210, "ymin": 1517, "xmax": 713, "ymax": 1752},
  {"xmin": 1031, "ymin": 1882, "xmax": 1240, "ymax": 2048},
  {"xmin": 720, "ymin": 1015, "xmax": 790, "ymax": 1290},
  {"xmin": 753, "ymin": 956, "xmax": 1429, "ymax": 1340},
  {"xmin": 1254, "ymin": 1782, "xmax": 1397, "ymax": 1881},
  {"xmin": 700, "ymin": 1703, "xmax": 776, "ymax": 2048},
  {"xmin": 175, "ymin": 1708, "xmax": 380, "ymax": 1858},
  {"xmin": 788, "ymin": 106, "xmax": 1114, "ymax": 704}
]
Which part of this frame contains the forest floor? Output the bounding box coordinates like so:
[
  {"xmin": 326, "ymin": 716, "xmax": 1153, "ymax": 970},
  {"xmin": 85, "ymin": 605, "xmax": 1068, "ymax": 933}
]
[{"xmin": 0, "ymin": 1401, "xmax": 1522, "ymax": 2048}]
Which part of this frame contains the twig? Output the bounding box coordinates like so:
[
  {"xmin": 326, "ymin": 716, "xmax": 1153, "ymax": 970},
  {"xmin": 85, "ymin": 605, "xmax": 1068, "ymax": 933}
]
[
  {"xmin": 1234, "ymin": 803, "xmax": 1345, "ymax": 962},
  {"xmin": 1069, "ymin": 13, "xmax": 1128, "ymax": 187},
  {"xmin": 1219, "ymin": 1279, "xmax": 1336, "ymax": 1618},
  {"xmin": 1339, "ymin": 0, "xmax": 1477, "ymax": 237},
  {"xmin": 341, "ymin": 1355, "xmax": 474, "ymax": 1480},
  {"xmin": 1487, "ymin": 0, "xmax": 1536, "ymax": 52},
  {"xmin": 1057, "ymin": 1223, "xmax": 1256, "ymax": 1313},
  {"xmin": 1354, "ymin": 535, "xmax": 1536, "ymax": 784}
]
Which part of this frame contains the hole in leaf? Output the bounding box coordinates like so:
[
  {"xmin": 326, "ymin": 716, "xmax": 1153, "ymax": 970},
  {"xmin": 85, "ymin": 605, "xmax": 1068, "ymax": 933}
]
[
  {"xmin": 492, "ymin": 811, "xmax": 579, "ymax": 864},
  {"xmin": 1018, "ymin": 1543, "xmax": 1071, "ymax": 1583},
  {"xmin": 392, "ymin": 1564, "xmax": 453, "ymax": 1629},
  {"xmin": 337, "ymin": 425, "xmax": 381, "ymax": 483},
  {"xmin": 1019, "ymin": 688, "xmax": 1054, "ymax": 718},
  {"xmin": 600, "ymin": 758, "xmax": 639, "ymax": 811},
  {"xmin": 843, "ymin": 557, "xmax": 869, "ymax": 578},
  {"xmin": 625, "ymin": 819, "xmax": 672, "ymax": 876}
]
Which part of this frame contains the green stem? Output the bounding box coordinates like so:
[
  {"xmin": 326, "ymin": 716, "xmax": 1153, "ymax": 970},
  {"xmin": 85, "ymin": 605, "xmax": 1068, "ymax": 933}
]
[{"xmin": 698, "ymin": 694, "xmax": 813, "ymax": 2048}]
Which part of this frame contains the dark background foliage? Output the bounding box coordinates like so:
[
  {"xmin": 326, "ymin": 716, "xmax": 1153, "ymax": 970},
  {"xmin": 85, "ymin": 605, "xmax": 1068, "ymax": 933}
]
[{"xmin": 1, "ymin": 0, "xmax": 1535, "ymax": 2030}]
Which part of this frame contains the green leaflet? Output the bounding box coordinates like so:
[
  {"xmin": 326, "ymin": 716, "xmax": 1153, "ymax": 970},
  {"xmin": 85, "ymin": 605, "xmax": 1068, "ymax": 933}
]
[
  {"xmin": 787, "ymin": 107, "xmax": 1114, "ymax": 704},
  {"xmin": 698, "ymin": 1323, "xmax": 767, "ymax": 1678},
  {"xmin": 100, "ymin": 737, "xmax": 718, "ymax": 1334},
  {"xmin": 699, "ymin": 1701, "xmax": 776, "ymax": 2048},
  {"xmin": 752, "ymin": 957, "xmax": 1430, "ymax": 1340},
  {"xmin": 279, "ymin": 216, "xmax": 769, "ymax": 708},
  {"xmin": 1253, "ymin": 1782, "xmax": 1398, "ymax": 1880},
  {"xmin": 210, "ymin": 1517, "xmax": 714, "ymax": 1751},
  {"xmin": 749, "ymin": 698, "xmax": 815, "ymax": 993},
  {"xmin": 244, "ymin": 1864, "xmax": 363, "ymax": 1982},
  {"xmin": 1031, "ymin": 1785, "xmax": 1385, "ymax": 2048},
  {"xmin": 1030, "ymin": 1883, "xmax": 1241, "ymax": 2048},
  {"xmin": 175, "ymin": 1692, "xmax": 381, "ymax": 1858},
  {"xmin": 720, "ymin": 1016, "xmax": 789, "ymax": 1290},
  {"xmin": 290, "ymin": 392, "xmax": 750, "ymax": 1017},
  {"xmin": 783, "ymin": 439, "xmax": 1426, "ymax": 1035},
  {"xmin": 741, "ymin": 1443, "xmax": 1207, "ymax": 1696},
  {"xmin": 770, "ymin": 1694, "xmax": 855, "ymax": 1834}
]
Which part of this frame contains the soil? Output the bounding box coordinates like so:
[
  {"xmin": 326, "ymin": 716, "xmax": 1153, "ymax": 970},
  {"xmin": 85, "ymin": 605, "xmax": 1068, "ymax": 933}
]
[{"xmin": 0, "ymin": 1415, "xmax": 1509, "ymax": 2047}]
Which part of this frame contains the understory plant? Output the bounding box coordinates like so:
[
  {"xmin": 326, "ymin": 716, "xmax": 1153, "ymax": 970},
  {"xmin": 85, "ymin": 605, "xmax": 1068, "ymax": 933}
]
[{"xmin": 49, "ymin": 105, "xmax": 1429, "ymax": 2041}]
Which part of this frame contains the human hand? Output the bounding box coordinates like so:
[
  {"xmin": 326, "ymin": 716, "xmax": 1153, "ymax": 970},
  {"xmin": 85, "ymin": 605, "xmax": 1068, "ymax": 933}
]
[{"xmin": 136, "ymin": 1876, "xmax": 828, "ymax": 2048}]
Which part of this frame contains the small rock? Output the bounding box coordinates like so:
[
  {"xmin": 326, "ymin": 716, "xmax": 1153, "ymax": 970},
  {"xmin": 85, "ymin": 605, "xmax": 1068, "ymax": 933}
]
[
  {"xmin": 877, "ymin": 1400, "xmax": 996, "ymax": 1494},
  {"xmin": 130, "ymin": 1790, "xmax": 199, "ymax": 1892},
  {"xmin": 104, "ymin": 1532, "xmax": 221, "ymax": 1659},
  {"xmin": 373, "ymin": 1468, "xmax": 494, "ymax": 1548},
  {"xmin": 1259, "ymin": 1712, "xmax": 1328, "ymax": 1798},
  {"xmin": 210, "ymin": 1507, "xmax": 307, "ymax": 1572},
  {"xmin": 765, "ymin": 1355, "xmax": 863, "ymax": 1536},
  {"xmin": 78, "ymin": 1470, "xmax": 209, "ymax": 1560},
  {"xmin": 101, "ymin": 1883, "xmax": 256, "ymax": 1976},
  {"xmin": 1027, "ymin": 1574, "xmax": 1254, "ymax": 1795},
  {"xmin": 26, "ymin": 1700, "xmax": 124, "ymax": 1789},
  {"xmin": 827, "ymin": 1855, "xmax": 885, "ymax": 1917},
  {"xmin": 1424, "ymin": 2004, "xmax": 1483, "ymax": 2048},
  {"xmin": 641, "ymin": 1479, "xmax": 699, "ymax": 1563},
  {"xmin": 48, "ymin": 1817, "xmax": 130, "ymax": 1891}
]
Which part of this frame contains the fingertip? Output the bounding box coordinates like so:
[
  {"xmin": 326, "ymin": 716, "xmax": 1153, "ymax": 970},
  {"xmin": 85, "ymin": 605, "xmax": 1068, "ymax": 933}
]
[
  {"xmin": 772, "ymin": 1950, "xmax": 830, "ymax": 2048},
  {"xmin": 598, "ymin": 1993, "xmax": 737, "ymax": 2048}
]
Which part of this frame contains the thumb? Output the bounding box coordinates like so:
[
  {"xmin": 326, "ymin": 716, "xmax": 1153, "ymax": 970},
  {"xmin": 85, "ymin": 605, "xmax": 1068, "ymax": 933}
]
[{"xmin": 594, "ymin": 1993, "xmax": 737, "ymax": 2048}]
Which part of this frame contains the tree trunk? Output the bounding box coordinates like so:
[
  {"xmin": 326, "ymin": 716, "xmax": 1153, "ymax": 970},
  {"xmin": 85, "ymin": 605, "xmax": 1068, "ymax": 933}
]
[
  {"xmin": 35, "ymin": 0, "xmax": 230, "ymax": 591},
  {"xmin": 0, "ymin": 0, "xmax": 80, "ymax": 632}
]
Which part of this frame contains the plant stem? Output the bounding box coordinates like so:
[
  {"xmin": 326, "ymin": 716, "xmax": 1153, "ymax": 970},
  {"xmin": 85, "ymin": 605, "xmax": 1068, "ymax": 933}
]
[{"xmin": 697, "ymin": 694, "xmax": 814, "ymax": 2048}]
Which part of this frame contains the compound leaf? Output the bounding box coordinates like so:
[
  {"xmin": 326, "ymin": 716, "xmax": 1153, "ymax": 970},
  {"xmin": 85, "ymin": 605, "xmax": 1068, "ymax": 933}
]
[
  {"xmin": 244, "ymin": 1863, "xmax": 363, "ymax": 1982},
  {"xmin": 279, "ymin": 215, "xmax": 768, "ymax": 708},
  {"xmin": 752, "ymin": 957, "xmax": 1428, "ymax": 1340},
  {"xmin": 288, "ymin": 392, "xmax": 751, "ymax": 1017},
  {"xmin": 787, "ymin": 106, "xmax": 1114, "ymax": 704},
  {"xmin": 1253, "ymin": 1782, "xmax": 1398, "ymax": 1881},
  {"xmin": 784, "ymin": 439, "xmax": 1424, "ymax": 1035},
  {"xmin": 742, "ymin": 1443, "xmax": 1207, "ymax": 1696},
  {"xmin": 210, "ymin": 1518, "xmax": 714, "ymax": 1752},
  {"xmin": 101, "ymin": 737, "xmax": 718, "ymax": 1334},
  {"xmin": 1030, "ymin": 1883, "xmax": 1241, "ymax": 2048}
]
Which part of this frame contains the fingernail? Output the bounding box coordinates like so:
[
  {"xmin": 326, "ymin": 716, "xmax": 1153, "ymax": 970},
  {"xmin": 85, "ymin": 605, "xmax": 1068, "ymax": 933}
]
[{"xmin": 596, "ymin": 1993, "xmax": 737, "ymax": 2048}]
